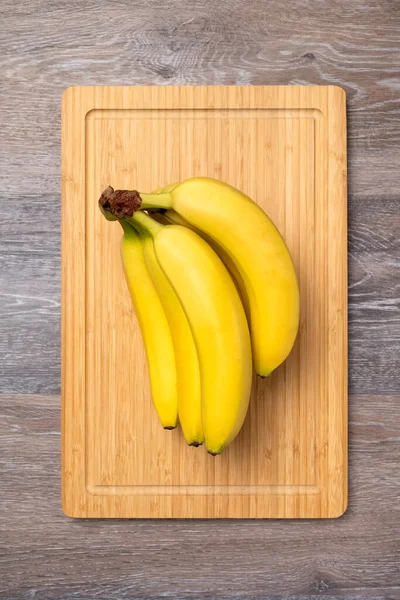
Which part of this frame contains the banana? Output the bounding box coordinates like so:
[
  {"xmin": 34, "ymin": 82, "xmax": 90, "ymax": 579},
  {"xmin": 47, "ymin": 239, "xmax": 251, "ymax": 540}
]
[
  {"xmin": 107, "ymin": 215, "xmax": 178, "ymax": 429},
  {"xmin": 131, "ymin": 212, "xmax": 253, "ymax": 455},
  {"xmin": 139, "ymin": 229, "xmax": 204, "ymax": 446},
  {"xmin": 160, "ymin": 209, "xmax": 250, "ymax": 321},
  {"xmin": 100, "ymin": 178, "xmax": 299, "ymax": 376}
]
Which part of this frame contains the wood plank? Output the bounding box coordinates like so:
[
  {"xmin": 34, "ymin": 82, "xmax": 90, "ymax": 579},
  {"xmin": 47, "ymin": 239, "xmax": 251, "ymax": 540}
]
[
  {"xmin": 1, "ymin": 394, "xmax": 399, "ymax": 598},
  {"xmin": 0, "ymin": 0, "xmax": 399, "ymax": 183},
  {"xmin": 1, "ymin": 0, "xmax": 399, "ymax": 399},
  {"xmin": 0, "ymin": 195, "xmax": 398, "ymax": 396}
]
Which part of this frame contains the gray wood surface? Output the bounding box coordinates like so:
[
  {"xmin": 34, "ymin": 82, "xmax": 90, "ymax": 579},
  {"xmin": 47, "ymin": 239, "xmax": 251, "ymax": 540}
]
[{"xmin": 0, "ymin": 0, "xmax": 399, "ymax": 598}]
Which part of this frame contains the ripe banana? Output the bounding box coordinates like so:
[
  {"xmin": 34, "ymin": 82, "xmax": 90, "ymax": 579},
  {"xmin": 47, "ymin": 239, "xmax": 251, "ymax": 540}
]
[
  {"xmin": 131, "ymin": 212, "xmax": 253, "ymax": 455},
  {"xmin": 99, "ymin": 178, "xmax": 299, "ymax": 376},
  {"xmin": 113, "ymin": 217, "xmax": 178, "ymax": 429},
  {"xmin": 160, "ymin": 209, "xmax": 250, "ymax": 320},
  {"xmin": 139, "ymin": 229, "xmax": 204, "ymax": 446}
]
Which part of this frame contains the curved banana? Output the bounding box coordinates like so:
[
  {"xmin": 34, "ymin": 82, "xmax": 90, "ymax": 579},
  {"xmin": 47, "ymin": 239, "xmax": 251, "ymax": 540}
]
[
  {"xmin": 161, "ymin": 209, "xmax": 250, "ymax": 321},
  {"xmin": 133, "ymin": 212, "xmax": 253, "ymax": 455},
  {"xmin": 99, "ymin": 179, "xmax": 299, "ymax": 376},
  {"xmin": 118, "ymin": 220, "xmax": 178, "ymax": 429},
  {"xmin": 139, "ymin": 230, "xmax": 204, "ymax": 446}
]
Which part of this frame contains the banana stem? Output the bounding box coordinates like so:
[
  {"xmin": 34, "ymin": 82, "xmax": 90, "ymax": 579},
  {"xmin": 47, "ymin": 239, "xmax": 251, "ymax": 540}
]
[
  {"xmin": 98, "ymin": 187, "xmax": 172, "ymax": 217},
  {"xmin": 119, "ymin": 219, "xmax": 140, "ymax": 237},
  {"xmin": 140, "ymin": 192, "xmax": 173, "ymax": 210},
  {"xmin": 127, "ymin": 219, "xmax": 148, "ymax": 237},
  {"xmin": 132, "ymin": 211, "xmax": 163, "ymax": 237}
]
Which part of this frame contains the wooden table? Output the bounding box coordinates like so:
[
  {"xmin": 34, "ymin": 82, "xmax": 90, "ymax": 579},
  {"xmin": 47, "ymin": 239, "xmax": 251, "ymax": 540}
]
[{"xmin": 0, "ymin": 0, "xmax": 399, "ymax": 598}]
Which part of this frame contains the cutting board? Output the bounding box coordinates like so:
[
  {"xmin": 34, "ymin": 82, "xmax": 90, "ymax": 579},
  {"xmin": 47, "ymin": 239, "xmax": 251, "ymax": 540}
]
[{"xmin": 62, "ymin": 85, "xmax": 347, "ymax": 518}]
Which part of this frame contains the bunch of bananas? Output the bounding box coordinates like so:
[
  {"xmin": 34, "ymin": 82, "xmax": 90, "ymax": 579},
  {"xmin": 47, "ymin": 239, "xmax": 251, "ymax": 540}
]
[{"xmin": 99, "ymin": 177, "xmax": 299, "ymax": 455}]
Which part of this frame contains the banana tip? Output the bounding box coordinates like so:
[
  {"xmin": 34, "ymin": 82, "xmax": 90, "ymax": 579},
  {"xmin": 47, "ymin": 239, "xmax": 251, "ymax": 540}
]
[
  {"xmin": 258, "ymin": 371, "xmax": 272, "ymax": 379},
  {"xmin": 207, "ymin": 450, "xmax": 220, "ymax": 457}
]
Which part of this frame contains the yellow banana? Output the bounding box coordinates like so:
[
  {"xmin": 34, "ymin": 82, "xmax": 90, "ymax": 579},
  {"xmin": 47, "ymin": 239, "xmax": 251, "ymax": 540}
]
[
  {"xmin": 160, "ymin": 209, "xmax": 250, "ymax": 321},
  {"xmin": 115, "ymin": 219, "xmax": 178, "ymax": 429},
  {"xmin": 139, "ymin": 230, "xmax": 204, "ymax": 446},
  {"xmin": 135, "ymin": 178, "xmax": 300, "ymax": 376},
  {"xmin": 132, "ymin": 212, "xmax": 253, "ymax": 455}
]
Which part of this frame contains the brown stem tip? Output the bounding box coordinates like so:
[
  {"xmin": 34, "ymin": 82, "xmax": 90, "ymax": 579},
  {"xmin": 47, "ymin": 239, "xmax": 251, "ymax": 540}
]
[{"xmin": 99, "ymin": 186, "xmax": 142, "ymax": 218}]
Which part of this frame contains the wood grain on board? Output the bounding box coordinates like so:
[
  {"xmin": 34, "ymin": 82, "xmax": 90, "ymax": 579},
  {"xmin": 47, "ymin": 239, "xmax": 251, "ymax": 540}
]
[{"xmin": 62, "ymin": 85, "xmax": 347, "ymax": 518}]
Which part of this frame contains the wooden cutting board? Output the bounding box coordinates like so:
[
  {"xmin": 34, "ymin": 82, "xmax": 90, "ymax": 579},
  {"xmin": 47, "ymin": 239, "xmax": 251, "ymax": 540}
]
[{"xmin": 62, "ymin": 85, "xmax": 347, "ymax": 518}]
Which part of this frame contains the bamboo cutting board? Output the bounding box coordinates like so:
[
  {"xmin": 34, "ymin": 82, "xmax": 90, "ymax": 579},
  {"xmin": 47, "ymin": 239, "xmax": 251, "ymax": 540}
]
[{"xmin": 62, "ymin": 86, "xmax": 347, "ymax": 518}]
